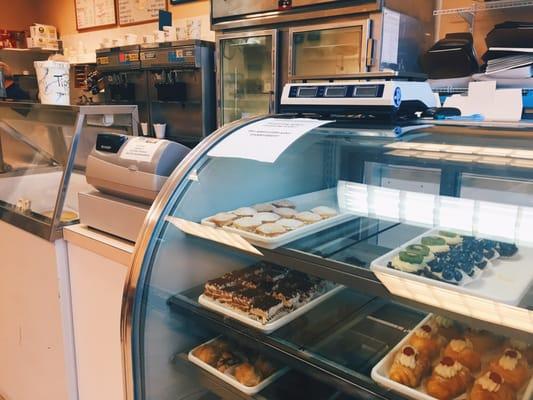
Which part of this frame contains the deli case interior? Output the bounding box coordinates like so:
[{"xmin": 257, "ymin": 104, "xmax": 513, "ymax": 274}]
[
  {"xmin": 0, "ymin": 102, "xmax": 139, "ymax": 240},
  {"xmin": 122, "ymin": 85, "xmax": 533, "ymax": 400}
]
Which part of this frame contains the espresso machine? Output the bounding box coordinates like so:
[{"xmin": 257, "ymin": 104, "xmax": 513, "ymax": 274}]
[
  {"xmin": 140, "ymin": 40, "xmax": 215, "ymax": 146},
  {"xmin": 96, "ymin": 45, "xmax": 149, "ymax": 125}
]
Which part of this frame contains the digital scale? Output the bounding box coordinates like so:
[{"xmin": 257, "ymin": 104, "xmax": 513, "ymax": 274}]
[{"xmin": 280, "ymin": 80, "xmax": 437, "ymax": 119}]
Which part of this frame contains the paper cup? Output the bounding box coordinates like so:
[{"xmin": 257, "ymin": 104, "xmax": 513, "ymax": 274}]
[
  {"xmin": 153, "ymin": 123, "xmax": 166, "ymax": 139},
  {"xmin": 125, "ymin": 34, "xmax": 138, "ymax": 45},
  {"xmin": 142, "ymin": 34, "xmax": 154, "ymax": 44},
  {"xmin": 140, "ymin": 122, "xmax": 149, "ymax": 136},
  {"xmin": 154, "ymin": 31, "xmax": 165, "ymax": 43},
  {"xmin": 34, "ymin": 60, "xmax": 70, "ymax": 105}
]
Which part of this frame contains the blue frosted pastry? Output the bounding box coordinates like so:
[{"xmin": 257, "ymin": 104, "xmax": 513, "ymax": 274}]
[
  {"xmin": 479, "ymin": 239, "xmax": 499, "ymax": 260},
  {"xmin": 496, "ymin": 242, "xmax": 518, "ymax": 258}
]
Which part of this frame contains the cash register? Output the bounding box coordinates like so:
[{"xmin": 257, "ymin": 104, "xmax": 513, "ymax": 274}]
[{"xmin": 79, "ymin": 133, "xmax": 190, "ymax": 241}]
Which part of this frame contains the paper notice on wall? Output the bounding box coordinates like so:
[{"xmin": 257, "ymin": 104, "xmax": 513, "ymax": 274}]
[
  {"xmin": 120, "ymin": 137, "xmax": 164, "ymax": 163},
  {"xmin": 381, "ymin": 9, "xmax": 401, "ymax": 65},
  {"xmin": 207, "ymin": 118, "xmax": 333, "ymax": 163}
]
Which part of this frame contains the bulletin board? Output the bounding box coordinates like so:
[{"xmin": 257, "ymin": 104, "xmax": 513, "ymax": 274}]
[
  {"xmin": 75, "ymin": 0, "xmax": 117, "ymax": 31},
  {"xmin": 117, "ymin": 0, "xmax": 167, "ymax": 26}
]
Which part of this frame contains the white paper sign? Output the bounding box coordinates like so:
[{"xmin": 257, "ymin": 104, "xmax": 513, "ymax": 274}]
[
  {"xmin": 381, "ymin": 9, "xmax": 400, "ymax": 65},
  {"xmin": 120, "ymin": 137, "xmax": 164, "ymax": 163},
  {"xmin": 208, "ymin": 118, "xmax": 333, "ymax": 163}
]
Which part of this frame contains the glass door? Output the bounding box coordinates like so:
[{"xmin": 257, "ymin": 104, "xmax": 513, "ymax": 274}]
[
  {"xmin": 217, "ymin": 30, "xmax": 278, "ymax": 127},
  {"xmin": 289, "ymin": 21, "xmax": 370, "ymax": 80}
]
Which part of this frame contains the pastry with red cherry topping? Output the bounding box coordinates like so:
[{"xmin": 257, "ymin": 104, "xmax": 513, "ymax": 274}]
[
  {"xmin": 489, "ymin": 349, "xmax": 530, "ymax": 391},
  {"xmin": 426, "ymin": 356, "xmax": 473, "ymax": 400},
  {"xmin": 389, "ymin": 345, "xmax": 430, "ymax": 387},
  {"xmin": 469, "ymin": 371, "xmax": 516, "ymax": 400},
  {"xmin": 408, "ymin": 324, "xmax": 442, "ymax": 360}
]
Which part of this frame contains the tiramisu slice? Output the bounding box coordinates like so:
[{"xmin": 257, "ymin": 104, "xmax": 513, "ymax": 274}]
[{"xmin": 249, "ymin": 295, "xmax": 284, "ymax": 324}]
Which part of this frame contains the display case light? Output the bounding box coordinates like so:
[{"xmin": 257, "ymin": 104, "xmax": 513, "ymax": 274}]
[
  {"xmin": 368, "ymin": 186, "xmax": 401, "ymax": 221},
  {"xmin": 517, "ymin": 207, "xmax": 533, "ymax": 246},
  {"xmin": 476, "ymin": 201, "xmax": 518, "ymax": 242},
  {"xmin": 437, "ymin": 196, "xmax": 475, "ymax": 235}
]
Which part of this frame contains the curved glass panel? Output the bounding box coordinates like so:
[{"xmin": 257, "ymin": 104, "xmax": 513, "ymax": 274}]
[{"xmin": 132, "ymin": 118, "xmax": 533, "ymax": 400}]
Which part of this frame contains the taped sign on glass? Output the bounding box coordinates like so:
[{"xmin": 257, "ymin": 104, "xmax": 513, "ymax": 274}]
[{"xmin": 208, "ymin": 118, "xmax": 333, "ymax": 163}]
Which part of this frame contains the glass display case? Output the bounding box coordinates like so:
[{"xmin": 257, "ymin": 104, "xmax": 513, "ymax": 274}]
[
  {"xmin": 0, "ymin": 102, "xmax": 138, "ymax": 240},
  {"xmin": 123, "ymin": 116, "xmax": 533, "ymax": 400},
  {"xmin": 217, "ymin": 31, "xmax": 277, "ymax": 127}
]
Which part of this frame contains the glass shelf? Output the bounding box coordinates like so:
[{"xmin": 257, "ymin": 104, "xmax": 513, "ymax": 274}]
[
  {"xmin": 167, "ymin": 285, "xmax": 423, "ymax": 400},
  {"xmin": 173, "ymin": 353, "xmax": 341, "ymax": 400}
]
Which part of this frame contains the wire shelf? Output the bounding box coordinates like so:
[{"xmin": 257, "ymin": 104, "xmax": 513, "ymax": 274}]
[{"xmin": 434, "ymin": 0, "xmax": 533, "ymax": 16}]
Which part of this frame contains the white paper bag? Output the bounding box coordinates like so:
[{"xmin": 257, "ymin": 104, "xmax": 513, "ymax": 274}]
[{"xmin": 34, "ymin": 60, "xmax": 70, "ymax": 105}]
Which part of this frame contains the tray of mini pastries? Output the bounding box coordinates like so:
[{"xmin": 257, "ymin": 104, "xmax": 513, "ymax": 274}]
[
  {"xmin": 370, "ymin": 228, "xmax": 533, "ymax": 305},
  {"xmin": 201, "ymin": 189, "xmax": 353, "ymax": 249},
  {"xmin": 199, "ymin": 262, "xmax": 342, "ymax": 334},
  {"xmin": 188, "ymin": 336, "xmax": 288, "ymax": 395},
  {"xmin": 371, "ymin": 314, "xmax": 533, "ymax": 400}
]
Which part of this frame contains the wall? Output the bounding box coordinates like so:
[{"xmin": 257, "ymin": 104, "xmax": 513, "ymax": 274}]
[
  {"xmin": 0, "ymin": 0, "xmax": 41, "ymax": 31},
  {"xmin": 438, "ymin": 0, "xmax": 532, "ymax": 61},
  {"xmin": 41, "ymin": 0, "xmax": 213, "ymax": 62}
]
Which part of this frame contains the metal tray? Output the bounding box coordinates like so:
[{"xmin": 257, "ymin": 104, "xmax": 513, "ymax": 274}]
[
  {"xmin": 371, "ymin": 314, "xmax": 533, "ymax": 400},
  {"xmin": 188, "ymin": 337, "xmax": 288, "ymax": 395},
  {"xmin": 201, "ymin": 189, "xmax": 354, "ymax": 249},
  {"xmin": 199, "ymin": 285, "xmax": 344, "ymax": 334}
]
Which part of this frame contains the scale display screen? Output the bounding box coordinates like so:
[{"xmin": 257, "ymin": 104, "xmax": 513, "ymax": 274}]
[
  {"xmin": 325, "ymin": 86, "xmax": 347, "ymax": 97},
  {"xmin": 297, "ymin": 87, "xmax": 319, "ymax": 97},
  {"xmin": 353, "ymin": 85, "xmax": 380, "ymax": 97}
]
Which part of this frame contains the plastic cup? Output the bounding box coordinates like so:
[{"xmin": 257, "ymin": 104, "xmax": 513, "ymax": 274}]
[{"xmin": 153, "ymin": 123, "xmax": 166, "ymax": 139}]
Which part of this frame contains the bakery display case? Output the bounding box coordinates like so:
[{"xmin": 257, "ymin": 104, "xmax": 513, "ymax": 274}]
[
  {"xmin": 123, "ymin": 112, "xmax": 533, "ymax": 400},
  {"xmin": 0, "ymin": 102, "xmax": 138, "ymax": 240}
]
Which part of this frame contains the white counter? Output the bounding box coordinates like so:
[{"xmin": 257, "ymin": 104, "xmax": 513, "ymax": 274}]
[{"xmin": 64, "ymin": 225, "xmax": 133, "ymax": 400}]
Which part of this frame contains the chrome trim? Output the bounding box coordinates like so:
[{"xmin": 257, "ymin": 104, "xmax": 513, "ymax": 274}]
[
  {"xmin": 215, "ymin": 30, "xmax": 278, "ymax": 128},
  {"xmin": 121, "ymin": 115, "xmax": 268, "ymax": 400},
  {"xmin": 288, "ymin": 19, "xmax": 371, "ymax": 80},
  {"xmin": 211, "ymin": 3, "xmax": 381, "ymax": 31},
  {"xmin": 50, "ymin": 113, "xmax": 85, "ymax": 237}
]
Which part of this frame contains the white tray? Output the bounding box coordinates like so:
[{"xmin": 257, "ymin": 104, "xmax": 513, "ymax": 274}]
[
  {"xmin": 371, "ymin": 315, "xmax": 533, "ymax": 400},
  {"xmin": 370, "ymin": 229, "xmax": 533, "ymax": 305},
  {"xmin": 188, "ymin": 337, "xmax": 288, "ymax": 395},
  {"xmin": 199, "ymin": 285, "xmax": 344, "ymax": 334},
  {"xmin": 201, "ymin": 189, "xmax": 354, "ymax": 249}
]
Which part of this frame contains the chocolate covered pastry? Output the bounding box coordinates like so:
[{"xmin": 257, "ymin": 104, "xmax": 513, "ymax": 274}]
[{"xmin": 202, "ymin": 262, "xmax": 331, "ymax": 324}]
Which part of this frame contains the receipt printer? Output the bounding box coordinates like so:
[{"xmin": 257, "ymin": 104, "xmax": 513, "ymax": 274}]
[
  {"xmin": 86, "ymin": 133, "xmax": 190, "ymax": 204},
  {"xmin": 80, "ymin": 133, "xmax": 190, "ymax": 241}
]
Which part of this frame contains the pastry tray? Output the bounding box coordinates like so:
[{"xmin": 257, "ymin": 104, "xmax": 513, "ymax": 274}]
[
  {"xmin": 201, "ymin": 188, "xmax": 354, "ymax": 249},
  {"xmin": 370, "ymin": 228, "xmax": 533, "ymax": 305},
  {"xmin": 371, "ymin": 315, "xmax": 533, "ymax": 400},
  {"xmin": 188, "ymin": 337, "xmax": 288, "ymax": 395},
  {"xmin": 199, "ymin": 285, "xmax": 344, "ymax": 334}
]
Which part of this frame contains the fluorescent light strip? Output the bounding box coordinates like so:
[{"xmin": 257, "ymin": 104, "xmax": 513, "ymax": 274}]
[{"xmin": 337, "ymin": 180, "xmax": 532, "ymax": 243}]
